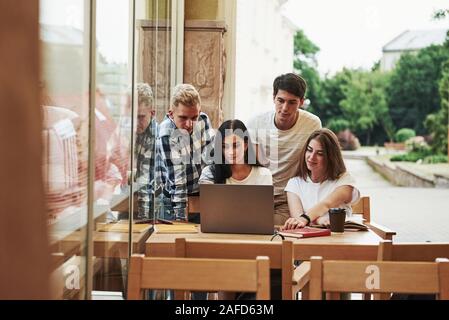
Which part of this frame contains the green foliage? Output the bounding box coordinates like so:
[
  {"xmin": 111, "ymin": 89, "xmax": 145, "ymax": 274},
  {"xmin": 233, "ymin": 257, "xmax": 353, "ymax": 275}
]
[
  {"xmin": 291, "ymin": 28, "xmax": 449, "ymax": 148},
  {"xmin": 339, "ymin": 70, "xmax": 393, "ymax": 145},
  {"xmin": 395, "ymin": 128, "xmax": 416, "ymax": 143},
  {"xmin": 433, "ymin": 9, "xmax": 449, "ymax": 20},
  {"xmin": 390, "ymin": 151, "xmax": 447, "ymax": 164},
  {"xmin": 387, "ymin": 45, "xmax": 449, "ymax": 135},
  {"xmin": 423, "ymin": 154, "xmax": 448, "ymax": 164},
  {"xmin": 293, "ymin": 30, "xmax": 319, "ymax": 59},
  {"xmin": 308, "ymin": 69, "xmax": 353, "ymax": 126},
  {"xmin": 327, "ymin": 119, "xmax": 350, "ymax": 133},
  {"xmin": 425, "ymin": 60, "xmax": 449, "ymax": 155},
  {"xmin": 388, "ymin": 138, "xmax": 448, "ymax": 163},
  {"xmin": 293, "ymin": 30, "xmax": 326, "ymax": 112},
  {"xmin": 390, "ymin": 149, "xmax": 432, "ymax": 162},
  {"xmin": 371, "ymin": 60, "xmax": 381, "ymax": 72}
]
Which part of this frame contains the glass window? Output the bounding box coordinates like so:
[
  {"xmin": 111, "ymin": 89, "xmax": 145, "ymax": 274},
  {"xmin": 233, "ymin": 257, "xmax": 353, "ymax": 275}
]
[
  {"xmin": 40, "ymin": 0, "xmax": 176, "ymax": 300},
  {"xmin": 40, "ymin": 0, "xmax": 90, "ymax": 300}
]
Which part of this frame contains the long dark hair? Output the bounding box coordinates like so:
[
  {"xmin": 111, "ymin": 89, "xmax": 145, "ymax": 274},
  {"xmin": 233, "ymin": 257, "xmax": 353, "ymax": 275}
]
[
  {"xmin": 212, "ymin": 119, "xmax": 261, "ymax": 183},
  {"xmin": 297, "ymin": 128, "xmax": 346, "ymax": 181}
]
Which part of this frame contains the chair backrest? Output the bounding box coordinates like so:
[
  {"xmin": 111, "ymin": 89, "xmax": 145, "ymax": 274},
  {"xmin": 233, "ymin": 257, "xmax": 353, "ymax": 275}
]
[
  {"xmin": 127, "ymin": 254, "xmax": 270, "ymax": 300},
  {"xmin": 351, "ymin": 196, "xmax": 370, "ymax": 222},
  {"xmin": 309, "ymin": 256, "xmax": 449, "ymax": 300},
  {"xmin": 175, "ymin": 238, "xmax": 283, "ymax": 268},
  {"xmin": 378, "ymin": 240, "xmax": 449, "ymax": 262},
  {"xmin": 293, "ymin": 243, "xmax": 378, "ymax": 261},
  {"xmin": 284, "ymin": 242, "xmax": 379, "ymax": 300},
  {"xmin": 176, "ymin": 238, "xmax": 289, "ymax": 299}
]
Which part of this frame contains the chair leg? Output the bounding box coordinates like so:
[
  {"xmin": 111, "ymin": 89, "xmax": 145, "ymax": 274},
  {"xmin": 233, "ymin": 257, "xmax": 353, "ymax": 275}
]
[
  {"xmin": 327, "ymin": 292, "xmax": 340, "ymax": 300},
  {"xmin": 301, "ymin": 284, "xmax": 309, "ymax": 300},
  {"xmin": 373, "ymin": 293, "xmax": 390, "ymax": 300},
  {"xmin": 174, "ymin": 290, "xmax": 188, "ymax": 300},
  {"xmin": 207, "ymin": 292, "xmax": 218, "ymax": 300}
]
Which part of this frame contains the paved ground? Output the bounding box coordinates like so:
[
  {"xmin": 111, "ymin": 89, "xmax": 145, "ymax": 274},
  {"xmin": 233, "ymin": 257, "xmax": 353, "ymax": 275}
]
[{"xmin": 345, "ymin": 158, "xmax": 449, "ymax": 242}]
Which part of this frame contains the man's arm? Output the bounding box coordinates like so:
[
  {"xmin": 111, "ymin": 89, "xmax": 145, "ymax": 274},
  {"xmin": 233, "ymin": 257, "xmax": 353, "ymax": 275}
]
[
  {"xmin": 135, "ymin": 134, "xmax": 156, "ymax": 219},
  {"xmin": 159, "ymin": 134, "xmax": 188, "ymax": 220},
  {"xmin": 136, "ymin": 154, "xmax": 151, "ymax": 219}
]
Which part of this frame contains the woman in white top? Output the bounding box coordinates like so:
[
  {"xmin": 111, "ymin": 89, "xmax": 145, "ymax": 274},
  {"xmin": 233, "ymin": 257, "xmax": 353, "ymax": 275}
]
[
  {"xmin": 282, "ymin": 128, "xmax": 360, "ymax": 230},
  {"xmin": 200, "ymin": 119, "xmax": 272, "ymax": 185}
]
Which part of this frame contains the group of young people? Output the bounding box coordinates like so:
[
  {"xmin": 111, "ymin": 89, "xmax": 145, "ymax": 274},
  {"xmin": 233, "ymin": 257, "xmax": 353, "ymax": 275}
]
[{"xmin": 136, "ymin": 72, "xmax": 361, "ymax": 231}]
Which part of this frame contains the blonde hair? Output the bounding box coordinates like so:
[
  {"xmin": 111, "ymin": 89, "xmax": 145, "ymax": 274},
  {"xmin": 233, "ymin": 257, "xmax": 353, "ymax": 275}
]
[
  {"xmin": 137, "ymin": 83, "xmax": 154, "ymax": 107},
  {"xmin": 170, "ymin": 84, "xmax": 201, "ymax": 109}
]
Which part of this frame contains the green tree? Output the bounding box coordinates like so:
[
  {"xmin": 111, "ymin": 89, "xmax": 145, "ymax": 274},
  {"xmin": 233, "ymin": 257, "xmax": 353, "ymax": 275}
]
[
  {"xmin": 340, "ymin": 70, "xmax": 393, "ymax": 145},
  {"xmin": 426, "ymin": 8, "xmax": 449, "ymax": 157},
  {"xmin": 308, "ymin": 68, "xmax": 354, "ymax": 126},
  {"xmin": 387, "ymin": 45, "xmax": 449, "ymax": 135},
  {"xmin": 425, "ymin": 59, "xmax": 449, "ymax": 155},
  {"xmin": 292, "ymin": 30, "xmax": 325, "ymax": 111},
  {"xmin": 434, "ymin": 9, "xmax": 449, "ymax": 20}
]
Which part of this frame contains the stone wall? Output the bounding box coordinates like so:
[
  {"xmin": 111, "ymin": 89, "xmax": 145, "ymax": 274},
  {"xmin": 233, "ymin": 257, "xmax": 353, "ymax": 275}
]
[{"xmin": 367, "ymin": 157, "xmax": 435, "ymax": 188}]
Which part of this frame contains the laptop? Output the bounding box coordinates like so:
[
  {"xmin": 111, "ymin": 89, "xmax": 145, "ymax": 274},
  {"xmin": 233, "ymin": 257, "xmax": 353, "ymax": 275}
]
[{"xmin": 199, "ymin": 184, "xmax": 274, "ymax": 235}]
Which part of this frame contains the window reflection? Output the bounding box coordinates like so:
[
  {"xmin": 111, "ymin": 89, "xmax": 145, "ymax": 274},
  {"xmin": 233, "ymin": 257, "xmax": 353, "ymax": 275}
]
[
  {"xmin": 40, "ymin": 0, "xmax": 89, "ymax": 300},
  {"xmin": 40, "ymin": 0, "xmax": 175, "ymax": 299},
  {"xmin": 134, "ymin": 83, "xmax": 158, "ymax": 219}
]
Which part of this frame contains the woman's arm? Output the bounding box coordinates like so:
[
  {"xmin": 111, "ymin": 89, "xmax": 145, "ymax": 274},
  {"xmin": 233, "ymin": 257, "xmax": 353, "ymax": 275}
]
[
  {"xmin": 282, "ymin": 192, "xmax": 305, "ymax": 230},
  {"xmin": 307, "ymin": 185, "xmax": 354, "ymax": 223},
  {"xmin": 282, "ymin": 185, "xmax": 354, "ymax": 230}
]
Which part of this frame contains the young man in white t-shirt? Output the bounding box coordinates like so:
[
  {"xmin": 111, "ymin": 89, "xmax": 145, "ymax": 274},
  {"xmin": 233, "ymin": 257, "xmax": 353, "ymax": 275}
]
[{"xmin": 247, "ymin": 73, "xmax": 322, "ymax": 225}]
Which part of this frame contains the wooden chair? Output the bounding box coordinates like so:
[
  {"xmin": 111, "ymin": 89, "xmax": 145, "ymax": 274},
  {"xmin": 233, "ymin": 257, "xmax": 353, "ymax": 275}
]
[
  {"xmin": 372, "ymin": 240, "xmax": 449, "ymax": 300},
  {"xmin": 173, "ymin": 239, "xmax": 383, "ymax": 301},
  {"xmin": 351, "ymin": 196, "xmax": 396, "ymax": 240},
  {"xmin": 309, "ymin": 256, "xmax": 449, "ymax": 300},
  {"xmin": 175, "ymin": 238, "xmax": 286, "ymax": 299},
  {"xmin": 379, "ymin": 240, "xmax": 449, "ymax": 262},
  {"xmin": 127, "ymin": 254, "xmax": 270, "ymax": 300},
  {"xmin": 283, "ymin": 242, "xmax": 379, "ymax": 300}
]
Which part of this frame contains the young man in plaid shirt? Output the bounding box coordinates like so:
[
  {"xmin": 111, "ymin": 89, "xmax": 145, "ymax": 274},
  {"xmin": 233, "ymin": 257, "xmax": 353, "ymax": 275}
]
[
  {"xmin": 156, "ymin": 84, "xmax": 214, "ymax": 221},
  {"xmin": 134, "ymin": 83, "xmax": 158, "ymax": 219}
]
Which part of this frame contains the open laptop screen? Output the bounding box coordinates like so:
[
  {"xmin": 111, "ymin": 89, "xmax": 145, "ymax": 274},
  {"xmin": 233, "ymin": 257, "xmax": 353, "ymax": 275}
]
[{"xmin": 200, "ymin": 184, "xmax": 274, "ymax": 235}]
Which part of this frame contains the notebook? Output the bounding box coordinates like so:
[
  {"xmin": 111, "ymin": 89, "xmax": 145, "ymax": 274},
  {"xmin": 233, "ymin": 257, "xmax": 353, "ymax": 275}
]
[
  {"xmin": 278, "ymin": 227, "xmax": 331, "ymax": 239},
  {"xmin": 200, "ymin": 184, "xmax": 274, "ymax": 235},
  {"xmin": 309, "ymin": 220, "xmax": 369, "ymax": 232}
]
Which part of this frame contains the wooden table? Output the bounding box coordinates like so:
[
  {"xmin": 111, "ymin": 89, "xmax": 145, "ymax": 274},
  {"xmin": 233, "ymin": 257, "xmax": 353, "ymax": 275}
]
[
  {"xmin": 145, "ymin": 226, "xmax": 382, "ymax": 261},
  {"xmin": 51, "ymin": 228, "xmax": 152, "ymax": 262}
]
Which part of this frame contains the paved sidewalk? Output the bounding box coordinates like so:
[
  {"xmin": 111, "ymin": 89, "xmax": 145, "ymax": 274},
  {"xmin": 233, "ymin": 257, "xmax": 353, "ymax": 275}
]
[{"xmin": 345, "ymin": 158, "xmax": 449, "ymax": 242}]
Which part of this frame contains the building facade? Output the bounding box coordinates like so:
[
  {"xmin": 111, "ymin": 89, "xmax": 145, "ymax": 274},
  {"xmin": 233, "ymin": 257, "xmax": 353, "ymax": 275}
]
[{"xmin": 381, "ymin": 29, "xmax": 447, "ymax": 71}]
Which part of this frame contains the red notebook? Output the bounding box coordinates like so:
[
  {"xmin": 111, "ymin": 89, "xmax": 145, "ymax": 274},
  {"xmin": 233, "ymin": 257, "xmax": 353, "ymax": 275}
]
[{"xmin": 278, "ymin": 227, "xmax": 331, "ymax": 239}]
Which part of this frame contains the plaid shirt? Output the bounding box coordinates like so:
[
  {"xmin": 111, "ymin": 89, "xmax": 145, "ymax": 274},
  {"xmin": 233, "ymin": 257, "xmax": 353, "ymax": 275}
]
[
  {"xmin": 156, "ymin": 113, "xmax": 214, "ymax": 220},
  {"xmin": 135, "ymin": 118, "xmax": 158, "ymax": 219}
]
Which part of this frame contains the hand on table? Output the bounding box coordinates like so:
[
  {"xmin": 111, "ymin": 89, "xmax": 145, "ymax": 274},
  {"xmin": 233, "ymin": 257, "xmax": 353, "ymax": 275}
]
[{"xmin": 281, "ymin": 217, "xmax": 308, "ymax": 231}]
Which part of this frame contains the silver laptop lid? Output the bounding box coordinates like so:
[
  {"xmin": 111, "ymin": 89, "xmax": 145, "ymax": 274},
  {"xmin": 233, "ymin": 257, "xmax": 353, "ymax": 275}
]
[{"xmin": 200, "ymin": 184, "xmax": 274, "ymax": 235}]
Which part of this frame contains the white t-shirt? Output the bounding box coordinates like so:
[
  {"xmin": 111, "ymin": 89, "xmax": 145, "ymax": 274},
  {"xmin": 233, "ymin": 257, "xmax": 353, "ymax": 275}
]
[
  {"xmin": 284, "ymin": 172, "xmax": 360, "ymax": 220},
  {"xmin": 226, "ymin": 166, "xmax": 273, "ymax": 185},
  {"xmin": 247, "ymin": 109, "xmax": 321, "ymax": 196}
]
